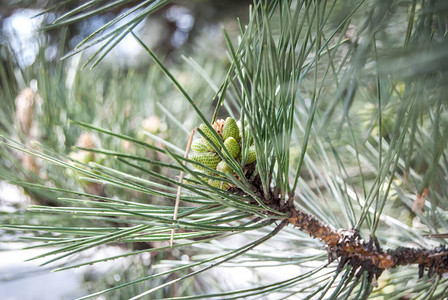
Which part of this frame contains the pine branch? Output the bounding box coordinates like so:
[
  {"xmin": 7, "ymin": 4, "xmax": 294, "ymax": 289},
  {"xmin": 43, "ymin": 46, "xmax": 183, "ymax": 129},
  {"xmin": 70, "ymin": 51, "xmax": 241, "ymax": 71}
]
[{"xmin": 238, "ymin": 163, "xmax": 448, "ymax": 283}]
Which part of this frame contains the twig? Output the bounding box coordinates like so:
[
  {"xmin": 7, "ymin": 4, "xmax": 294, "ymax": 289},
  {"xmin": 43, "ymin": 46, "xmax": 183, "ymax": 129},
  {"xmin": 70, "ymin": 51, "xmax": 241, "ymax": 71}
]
[
  {"xmin": 170, "ymin": 127, "xmax": 196, "ymax": 247},
  {"xmin": 242, "ymin": 165, "xmax": 448, "ymax": 281},
  {"xmin": 287, "ymin": 203, "xmax": 448, "ymax": 280}
]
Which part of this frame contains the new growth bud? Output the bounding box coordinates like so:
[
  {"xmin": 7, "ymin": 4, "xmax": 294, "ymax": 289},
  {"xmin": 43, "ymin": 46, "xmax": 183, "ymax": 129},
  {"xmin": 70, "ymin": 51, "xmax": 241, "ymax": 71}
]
[
  {"xmin": 216, "ymin": 160, "xmax": 233, "ymax": 174},
  {"xmin": 187, "ymin": 117, "xmax": 257, "ymax": 190},
  {"xmin": 191, "ymin": 138, "xmax": 210, "ymax": 153},
  {"xmin": 222, "ymin": 117, "xmax": 240, "ymax": 141},
  {"xmin": 190, "ymin": 152, "xmax": 221, "ymax": 171},
  {"xmin": 199, "ymin": 123, "xmax": 221, "ymax": 151},
  {"xmin": 208, "ymin": 179, "xmax": 229, "ymax": 190},
  {"xmin": 223, "ymin": 137, "xmax": 240, "ymax": 158}
]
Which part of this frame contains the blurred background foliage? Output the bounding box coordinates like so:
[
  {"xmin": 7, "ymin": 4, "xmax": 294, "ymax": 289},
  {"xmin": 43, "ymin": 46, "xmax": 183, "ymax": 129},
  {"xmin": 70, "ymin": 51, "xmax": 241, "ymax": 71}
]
[
  {"xmin": 1, "ymin": 0, "xmax": 448, "ymax": 299},
  {"xmin": 0, "ymin": 1, "xmax": 248, "ymax": 298},
  {"xmin": 0, "ymin": 0, "xmax": 242, "ymax": 203}
]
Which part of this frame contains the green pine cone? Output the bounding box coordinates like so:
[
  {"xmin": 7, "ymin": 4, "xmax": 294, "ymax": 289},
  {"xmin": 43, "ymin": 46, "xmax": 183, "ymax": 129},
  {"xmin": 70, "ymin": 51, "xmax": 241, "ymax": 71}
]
[
  {"xmin": 238, "ymin": 119, "xmax": 248, "ymax": 131},
  {"xmin": 246, "ymin": 145, "xmax": 257, "ymax": 164},
  {"xmin": 184, "ymin": 174, "xmax": 199, "ymax": 185},
  {"xmin": 199, "ymin": 123, "xmax": 221, "ymax": 151},
  {"xmin": 216, "ymin": 160, "xmax": 233, "ymax": 174},
  {"xmin": 191, "ymin": 138, "xmax": 209, "ymax": 153},
  {"xmin": 223, "ymin": 137, "xmax": 240, "ymax": 158},
  {"xmin": 208, "ymin": 178, "xmax": 229, "ymax": 190},
  {"xmin": 222, "ymin": 117, "xmax": 240, "ymax": 142},
  {"xmin": 184, "ymin": 169, "xmax": 210, "ymax": 184},
  {"xmin": 190, "ymin": 152, "xmax": 221, "ymax": 170}
]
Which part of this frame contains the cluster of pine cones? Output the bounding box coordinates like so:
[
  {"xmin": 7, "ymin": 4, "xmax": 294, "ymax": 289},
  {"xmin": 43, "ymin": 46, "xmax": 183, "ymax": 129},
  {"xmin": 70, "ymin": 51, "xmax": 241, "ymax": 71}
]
[{"xmin": 187, "ymin": 117, "xmax": 256, "ymax": 189}]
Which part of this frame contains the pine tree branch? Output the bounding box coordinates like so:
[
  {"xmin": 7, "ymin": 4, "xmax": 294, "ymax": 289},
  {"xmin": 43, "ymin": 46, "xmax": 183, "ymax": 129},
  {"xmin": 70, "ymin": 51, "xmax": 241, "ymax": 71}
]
[
  {"xmin": 239, "ymin": 164, "xmax": 448, "ymax": 283},
  {"xmin": 289, "ymin": 210, "xmax": 448, "ymax": 280}
]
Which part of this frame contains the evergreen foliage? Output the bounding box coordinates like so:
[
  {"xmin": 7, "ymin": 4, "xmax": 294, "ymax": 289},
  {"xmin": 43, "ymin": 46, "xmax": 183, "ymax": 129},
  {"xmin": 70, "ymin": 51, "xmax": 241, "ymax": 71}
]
[{"xmin": 1, "ymin": 0, "xmax": 448, "ymax": 299}]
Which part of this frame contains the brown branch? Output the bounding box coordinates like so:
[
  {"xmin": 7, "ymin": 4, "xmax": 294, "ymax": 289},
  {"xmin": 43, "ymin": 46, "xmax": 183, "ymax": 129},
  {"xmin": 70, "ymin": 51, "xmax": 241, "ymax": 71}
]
[
  {"xmin": 238, "ymin": 164, "xmax": 448, "ymax": 282},
  {"xmin": 288, "ymin": 207, "xmax": 448, "ymax": 280}
]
